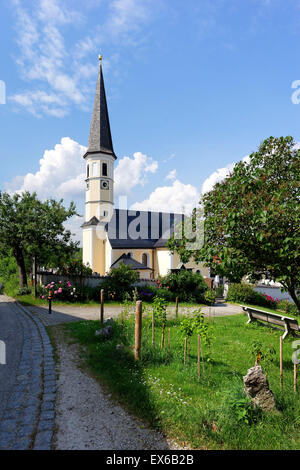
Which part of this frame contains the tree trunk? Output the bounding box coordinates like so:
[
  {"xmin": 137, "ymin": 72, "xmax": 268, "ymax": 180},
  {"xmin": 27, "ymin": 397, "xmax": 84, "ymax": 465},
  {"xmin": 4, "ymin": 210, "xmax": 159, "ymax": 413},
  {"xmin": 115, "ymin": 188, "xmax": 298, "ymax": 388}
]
[
  {"xmin": 14, "ymin": 248, "xmax": 27, "ymax": 288},
  {"xmin": 33, "ymin": 255, "xmax": 37, "ymax": 298},
  {"xmin": 287, "ymin": 288, "xmax": 300, "ymax": 315}
]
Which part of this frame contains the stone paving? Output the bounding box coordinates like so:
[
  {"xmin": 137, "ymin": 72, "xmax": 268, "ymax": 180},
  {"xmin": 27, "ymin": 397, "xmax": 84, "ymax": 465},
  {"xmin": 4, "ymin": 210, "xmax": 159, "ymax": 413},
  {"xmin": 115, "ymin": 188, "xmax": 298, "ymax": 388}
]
[{"xmin": 0, "ymin": 296, "xmax": 56, "ymax": 450}]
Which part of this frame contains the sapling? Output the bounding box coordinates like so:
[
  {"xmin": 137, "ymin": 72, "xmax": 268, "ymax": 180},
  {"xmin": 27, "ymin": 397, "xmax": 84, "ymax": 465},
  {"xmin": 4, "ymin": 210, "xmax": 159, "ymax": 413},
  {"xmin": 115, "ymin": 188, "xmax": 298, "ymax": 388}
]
[{"xmin": 152, "ymin": 297, "xmax": 168, "ymax": 349}]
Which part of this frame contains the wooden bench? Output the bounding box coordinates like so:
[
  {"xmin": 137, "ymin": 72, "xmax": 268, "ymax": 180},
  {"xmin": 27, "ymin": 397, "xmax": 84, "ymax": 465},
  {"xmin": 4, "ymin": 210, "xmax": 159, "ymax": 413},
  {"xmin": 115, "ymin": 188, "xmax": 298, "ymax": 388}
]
[{"xmin": 241, "ymin": 305, "xmax": 300, "ymax": 340}]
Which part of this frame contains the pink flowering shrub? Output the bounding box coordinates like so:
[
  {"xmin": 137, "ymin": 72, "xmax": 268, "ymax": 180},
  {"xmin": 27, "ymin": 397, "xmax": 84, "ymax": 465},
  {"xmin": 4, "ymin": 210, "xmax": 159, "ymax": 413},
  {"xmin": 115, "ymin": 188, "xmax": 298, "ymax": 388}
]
[{"xmin": 40, "ymin": 279, "xmax": 77, "ymax": 302}]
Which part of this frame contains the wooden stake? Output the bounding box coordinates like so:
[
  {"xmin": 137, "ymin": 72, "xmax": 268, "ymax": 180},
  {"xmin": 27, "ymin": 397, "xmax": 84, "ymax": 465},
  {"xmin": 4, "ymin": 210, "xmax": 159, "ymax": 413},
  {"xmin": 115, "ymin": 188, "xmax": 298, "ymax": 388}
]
[
  {"xmin": 188, "ymin": 336, "xmax": 190, "ymax": 362},
  {"xmin": 175, "ymin": 297, "xmax": 179, "ymax": 319},
  {"xmin": 280, "ymin": 336, "xmax": 283, "ymax": 390},
  {"xmin": 152, "ymin": 311, "xmax": 155, "ymax": 347},
  {"xmin": 198, "ymin": 335, "xmax": 201, "ymax": 381},
  {"xmin": 294, "ymin": 363, "xmax": 297, "ymax": 393},
  {"xmin": 100, "ymin": 289, "xmax": 104, "ymax": 326},
  {"xmin": 134, "ymin": 301, "xmax": 143, "ymax": 361},
  {"xmin": 201, "ymin": 337, "xmax": 205, "ymax": 372},
  {"xmin": 161, "ymin": 323, "xmax": 165, "ymax": 350},
  {"xmin": 168, "ymin": 328, "xmax": 171, "ymax": 359},
  {"xmin": 184, "ymin": 337, "xmax": 187, "ymax": 365}
]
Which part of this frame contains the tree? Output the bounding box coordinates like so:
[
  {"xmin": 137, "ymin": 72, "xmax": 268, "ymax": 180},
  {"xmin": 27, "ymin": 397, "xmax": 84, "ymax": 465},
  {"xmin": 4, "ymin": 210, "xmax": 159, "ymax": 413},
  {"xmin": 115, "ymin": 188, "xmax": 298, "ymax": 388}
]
[
  {"xmin": 168, "ymin": 136, "xmax": 300, "ymax": 312},
  {"xmin": 0, "ymin": 191, "xmax": 78, "ymax": 288},
  {"xmin": 102, "ymin": 263, "xmax": 139, "ymax": 300}
]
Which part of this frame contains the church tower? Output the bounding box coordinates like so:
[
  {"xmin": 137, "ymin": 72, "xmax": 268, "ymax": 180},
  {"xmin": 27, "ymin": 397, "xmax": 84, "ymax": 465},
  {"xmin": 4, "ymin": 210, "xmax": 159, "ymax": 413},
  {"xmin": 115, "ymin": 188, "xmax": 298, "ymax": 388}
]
[{"xmin": 82, "ymin": 55, "xmax": 117, "ymax": 274}]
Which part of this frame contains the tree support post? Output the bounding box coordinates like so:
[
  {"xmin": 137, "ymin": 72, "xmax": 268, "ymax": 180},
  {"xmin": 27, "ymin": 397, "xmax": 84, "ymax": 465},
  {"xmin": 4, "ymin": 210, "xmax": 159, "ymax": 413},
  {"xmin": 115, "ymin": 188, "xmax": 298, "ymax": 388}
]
[
  {"xmin": 134, "ymin": 301, "xmax": 143, "ymax": 361},
  {"xmin": 100, "ymin": 289, "xmax": 104, "ymax": 326}
]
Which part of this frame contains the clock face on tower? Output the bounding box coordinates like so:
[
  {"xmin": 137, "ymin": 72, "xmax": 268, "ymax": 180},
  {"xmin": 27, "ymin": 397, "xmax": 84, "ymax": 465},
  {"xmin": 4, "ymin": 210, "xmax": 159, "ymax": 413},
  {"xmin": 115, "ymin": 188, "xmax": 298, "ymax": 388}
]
[{"xmin": 100, "ymin": 179, "xmax": 110, "ymax": 190}]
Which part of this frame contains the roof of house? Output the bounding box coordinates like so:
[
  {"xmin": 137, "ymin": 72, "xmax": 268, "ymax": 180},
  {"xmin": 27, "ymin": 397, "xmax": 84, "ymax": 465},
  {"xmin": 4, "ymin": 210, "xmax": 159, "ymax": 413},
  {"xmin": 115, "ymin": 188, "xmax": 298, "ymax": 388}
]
[
  {"xmin": 83, "ymin": 61, "xmax": 116, "ymax": 159},
  {"xmin": 111, "ymin": 253, "xmax": 152, "ymax": 270}
]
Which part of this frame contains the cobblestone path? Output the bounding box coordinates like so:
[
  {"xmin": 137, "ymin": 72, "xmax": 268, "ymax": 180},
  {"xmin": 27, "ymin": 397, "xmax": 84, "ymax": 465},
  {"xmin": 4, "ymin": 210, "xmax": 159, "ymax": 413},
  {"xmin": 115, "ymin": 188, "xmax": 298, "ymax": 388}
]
[{"xmin": 0, "ymin": 295, "xmax": 56, "ymax": 450}]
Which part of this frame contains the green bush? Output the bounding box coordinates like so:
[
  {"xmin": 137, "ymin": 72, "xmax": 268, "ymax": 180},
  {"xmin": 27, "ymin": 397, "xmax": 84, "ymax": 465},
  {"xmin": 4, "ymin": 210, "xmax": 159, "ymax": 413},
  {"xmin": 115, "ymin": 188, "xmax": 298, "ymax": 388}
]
[
  {"xmin": 227, "ymin": 283, "xmax": 257, "ymax": 304},
  {"xmin": 227, "ymin": 283, "xmax": 280, "ymax": 310},
  {"xmin": 57, "ymin": 260, "xmax": 93, "ymax": 278},
  {"xmin": 204, "ymin": 289, "xmax": 215, "ymax": 306},
  {"xmin": 101, "ymin": 263, "xmax": 139, "ymax": 301},
  {"xmin": 277, "ymin": 299, "xmax": 299, "ymax": 316},
  {"xmin": 2, "ymin": 275, "xmax": 20, "ymax": 297},
  {"xmin": 215, "ymin": 285, "xmax": 224, "ymax": 297},
  {"xmin": 158, "ymin": 270, "xmax": 207, "ymax": 303}
]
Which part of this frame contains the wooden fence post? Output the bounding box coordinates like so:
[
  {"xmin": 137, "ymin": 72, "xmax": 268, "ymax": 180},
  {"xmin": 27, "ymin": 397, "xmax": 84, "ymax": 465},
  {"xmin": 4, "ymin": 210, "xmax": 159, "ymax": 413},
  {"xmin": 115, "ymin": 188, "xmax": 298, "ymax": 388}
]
[
  {"xmin": 161, "ymin": 324, "xmax": 166, "ymax": 350},
  {"xmin": 100, "ymin": 289, "xmax": 104, "ymax": 326},
  {"xmin": 175, "ymin": 297, "xmax": 179, "ymax": 319},
  {"xmin": 152, "ymin": 311, "xmax": 155, "ymax": 347},
  {"xmin": 198, "ymin": 335, "xmax": 201, "ymax": 381},
  {"xmin": 134, "ymin": 301, "xmax": 143, "ymax": 361},
  {"xmin": 280, "ymin": 336, "xmax": 283, "ymax": 389}
]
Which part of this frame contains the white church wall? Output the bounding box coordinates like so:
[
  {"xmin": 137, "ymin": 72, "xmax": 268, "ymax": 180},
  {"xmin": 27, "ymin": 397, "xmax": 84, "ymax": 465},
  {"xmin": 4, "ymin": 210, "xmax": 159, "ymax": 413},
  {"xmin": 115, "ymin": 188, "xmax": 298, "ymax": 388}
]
[
  {"xmin": 105, "ymin": 235, "xmax": 112, "ymax": 273},
  {"xmin": 156, "ymin": 249, "xmax": 172, "ymax": 276},
  {"xmin": 83, "ymin": 228, "xmax": 94, "ymax": 271}
]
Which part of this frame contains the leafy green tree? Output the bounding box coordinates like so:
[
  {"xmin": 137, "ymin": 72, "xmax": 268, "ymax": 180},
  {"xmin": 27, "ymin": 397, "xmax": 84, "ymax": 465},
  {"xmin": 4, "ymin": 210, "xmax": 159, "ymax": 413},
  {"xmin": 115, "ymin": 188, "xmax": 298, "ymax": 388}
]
[
  {"xmin": 201, "ymin": 136, "xmax": 300, "ymax": 311},
  {"xmin": 102, "ymin": 263, "xmax": 139, "ymax": 300},
  {"xmin": 169, "ymin": 136, "xmax": 300, "ymax": 312},
  {"xmin": 158, "ymin": 270, "xmax": 207, "ymax": 303},
  {"xmin": 0, "ymin": 191, "xmax": 78, "ymax": 288}
]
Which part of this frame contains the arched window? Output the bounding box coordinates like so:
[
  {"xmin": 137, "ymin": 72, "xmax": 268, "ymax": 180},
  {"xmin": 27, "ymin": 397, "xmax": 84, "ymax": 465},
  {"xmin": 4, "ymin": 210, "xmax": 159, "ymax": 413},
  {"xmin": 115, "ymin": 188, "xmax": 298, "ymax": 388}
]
[
  {"xmin": 102, "ymin": 162, "xmax": 108, "ymax": 176},
  {"xmin": 142, "ymin": 253, "xmax": 148, "ymax": 267},
  {"xmin": 87, "ymin": 164, "xmax": 89, "ymax": 178}
]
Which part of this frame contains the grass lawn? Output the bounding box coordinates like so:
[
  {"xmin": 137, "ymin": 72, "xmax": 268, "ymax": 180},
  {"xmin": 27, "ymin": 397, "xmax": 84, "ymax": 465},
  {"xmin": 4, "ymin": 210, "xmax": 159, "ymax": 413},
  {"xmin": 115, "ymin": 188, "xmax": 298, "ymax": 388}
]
[{"xmin": 64, "ymin": 312, "xmax": 300, "ymax": 450}]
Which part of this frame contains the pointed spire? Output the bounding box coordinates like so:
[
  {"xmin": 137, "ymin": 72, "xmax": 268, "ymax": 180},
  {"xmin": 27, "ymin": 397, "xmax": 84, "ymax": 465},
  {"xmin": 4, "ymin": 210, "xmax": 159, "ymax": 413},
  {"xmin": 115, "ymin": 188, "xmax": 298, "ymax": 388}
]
[{"xmin": 84, "ymin": 55, "xmax": 116, "ymax": 159}]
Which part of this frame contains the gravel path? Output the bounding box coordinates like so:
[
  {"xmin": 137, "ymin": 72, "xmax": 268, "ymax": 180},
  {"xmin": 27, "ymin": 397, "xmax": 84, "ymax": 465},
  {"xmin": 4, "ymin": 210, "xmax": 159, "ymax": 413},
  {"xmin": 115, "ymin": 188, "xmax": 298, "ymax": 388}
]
[
  {"xmin": 52, "ymin": 327, "xmax": 187, "ymax": 450},
  {"xmin": 27, "ymin": 302, "xmax": 243, "ymax": 327}
]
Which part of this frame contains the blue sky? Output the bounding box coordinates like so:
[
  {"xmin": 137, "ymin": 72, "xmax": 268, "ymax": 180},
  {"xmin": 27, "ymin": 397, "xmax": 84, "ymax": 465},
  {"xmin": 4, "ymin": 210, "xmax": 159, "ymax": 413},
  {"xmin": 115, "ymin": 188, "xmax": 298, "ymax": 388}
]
[{"xmin": 1, "ymin": 0, "xmax": 300, "ymax": 240}]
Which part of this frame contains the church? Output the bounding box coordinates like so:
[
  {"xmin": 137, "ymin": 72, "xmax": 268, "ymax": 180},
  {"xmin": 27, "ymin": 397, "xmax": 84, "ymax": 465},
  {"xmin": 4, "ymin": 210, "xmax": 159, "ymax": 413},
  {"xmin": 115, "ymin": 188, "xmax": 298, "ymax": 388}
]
[{"xmin": 82, "ymin": 57, "xmax": 209, "ymax": 280}]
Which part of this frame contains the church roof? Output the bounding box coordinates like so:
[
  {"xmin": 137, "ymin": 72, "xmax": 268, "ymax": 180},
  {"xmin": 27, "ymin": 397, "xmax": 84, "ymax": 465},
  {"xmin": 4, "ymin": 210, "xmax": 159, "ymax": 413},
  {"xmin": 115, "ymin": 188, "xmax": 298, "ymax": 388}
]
[
  {"xmin": 81, "ymin": 216, "xmax": 99, "ymax": 227},
  {"xmin": 111, "ymin": 253, "xmax": 152, "ymax": 270},
  {"xmin": 82, "ymin": 209, "xmax": 184, "ymax": 246},
  {"xmin": 106, "ymin": 209, "xmax": 184, "ymax": 249},
  {"xmin": 83, "ymin": 58, "xmax": 116, "ymax": 159}
]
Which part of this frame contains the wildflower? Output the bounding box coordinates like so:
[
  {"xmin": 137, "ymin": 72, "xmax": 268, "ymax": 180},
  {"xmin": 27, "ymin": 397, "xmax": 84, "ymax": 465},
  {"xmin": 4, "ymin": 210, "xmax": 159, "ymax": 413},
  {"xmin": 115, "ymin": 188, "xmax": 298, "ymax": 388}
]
[{"xmin": 41, "ymin": 296, "xmax": 45, "ymax": 299}]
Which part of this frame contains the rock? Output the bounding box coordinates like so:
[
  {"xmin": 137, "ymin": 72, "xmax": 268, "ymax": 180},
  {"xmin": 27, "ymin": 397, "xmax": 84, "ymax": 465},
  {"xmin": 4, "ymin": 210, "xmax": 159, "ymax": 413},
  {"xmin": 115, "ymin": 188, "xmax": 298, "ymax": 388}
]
[
  {"xmin": 243, "ymin": 366, "xmax": 277, "ymax": 412},
  {"xmin": 104, "ymin": 318, "xmax": 114, "ymax": 324},
  {"xmin": 95, "ymin": 325, "xmax": 113, "ymax": 339}
]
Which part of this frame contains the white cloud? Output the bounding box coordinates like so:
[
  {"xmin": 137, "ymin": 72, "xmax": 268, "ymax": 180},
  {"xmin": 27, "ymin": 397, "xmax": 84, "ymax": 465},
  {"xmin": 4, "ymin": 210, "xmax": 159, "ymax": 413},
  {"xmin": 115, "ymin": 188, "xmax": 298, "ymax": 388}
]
[
  {"xmin": 201, "ymin": 163, "xmax": 235, "ymax": 194},
  {"xmin": 5, "ymin": 137, "xmax": 86, "ymax": 199},
  {"xmin": 114, "ymin": 151, "xmax": 158, "ymax": 196},
  {"xmin": 10, "ymin": 0, "xmax": 158, "ymax": 116},
  {"xmin": 131, "ymin": 179, "xmax": 200, "ymax": 215},
  {"xmin": 5, "ymin": 138, "xmax": 158, "ymax": 204},
  {"xmin": 201, "ymin": 154, "xmax": 251, "ymax": 194},
  {"xmin": 166, "ymin": 169, "xmax": 177, "ymax": 181},
  {"xmin": 10, "ymin": 0, "xmax": 86, "ymax": 116}
]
